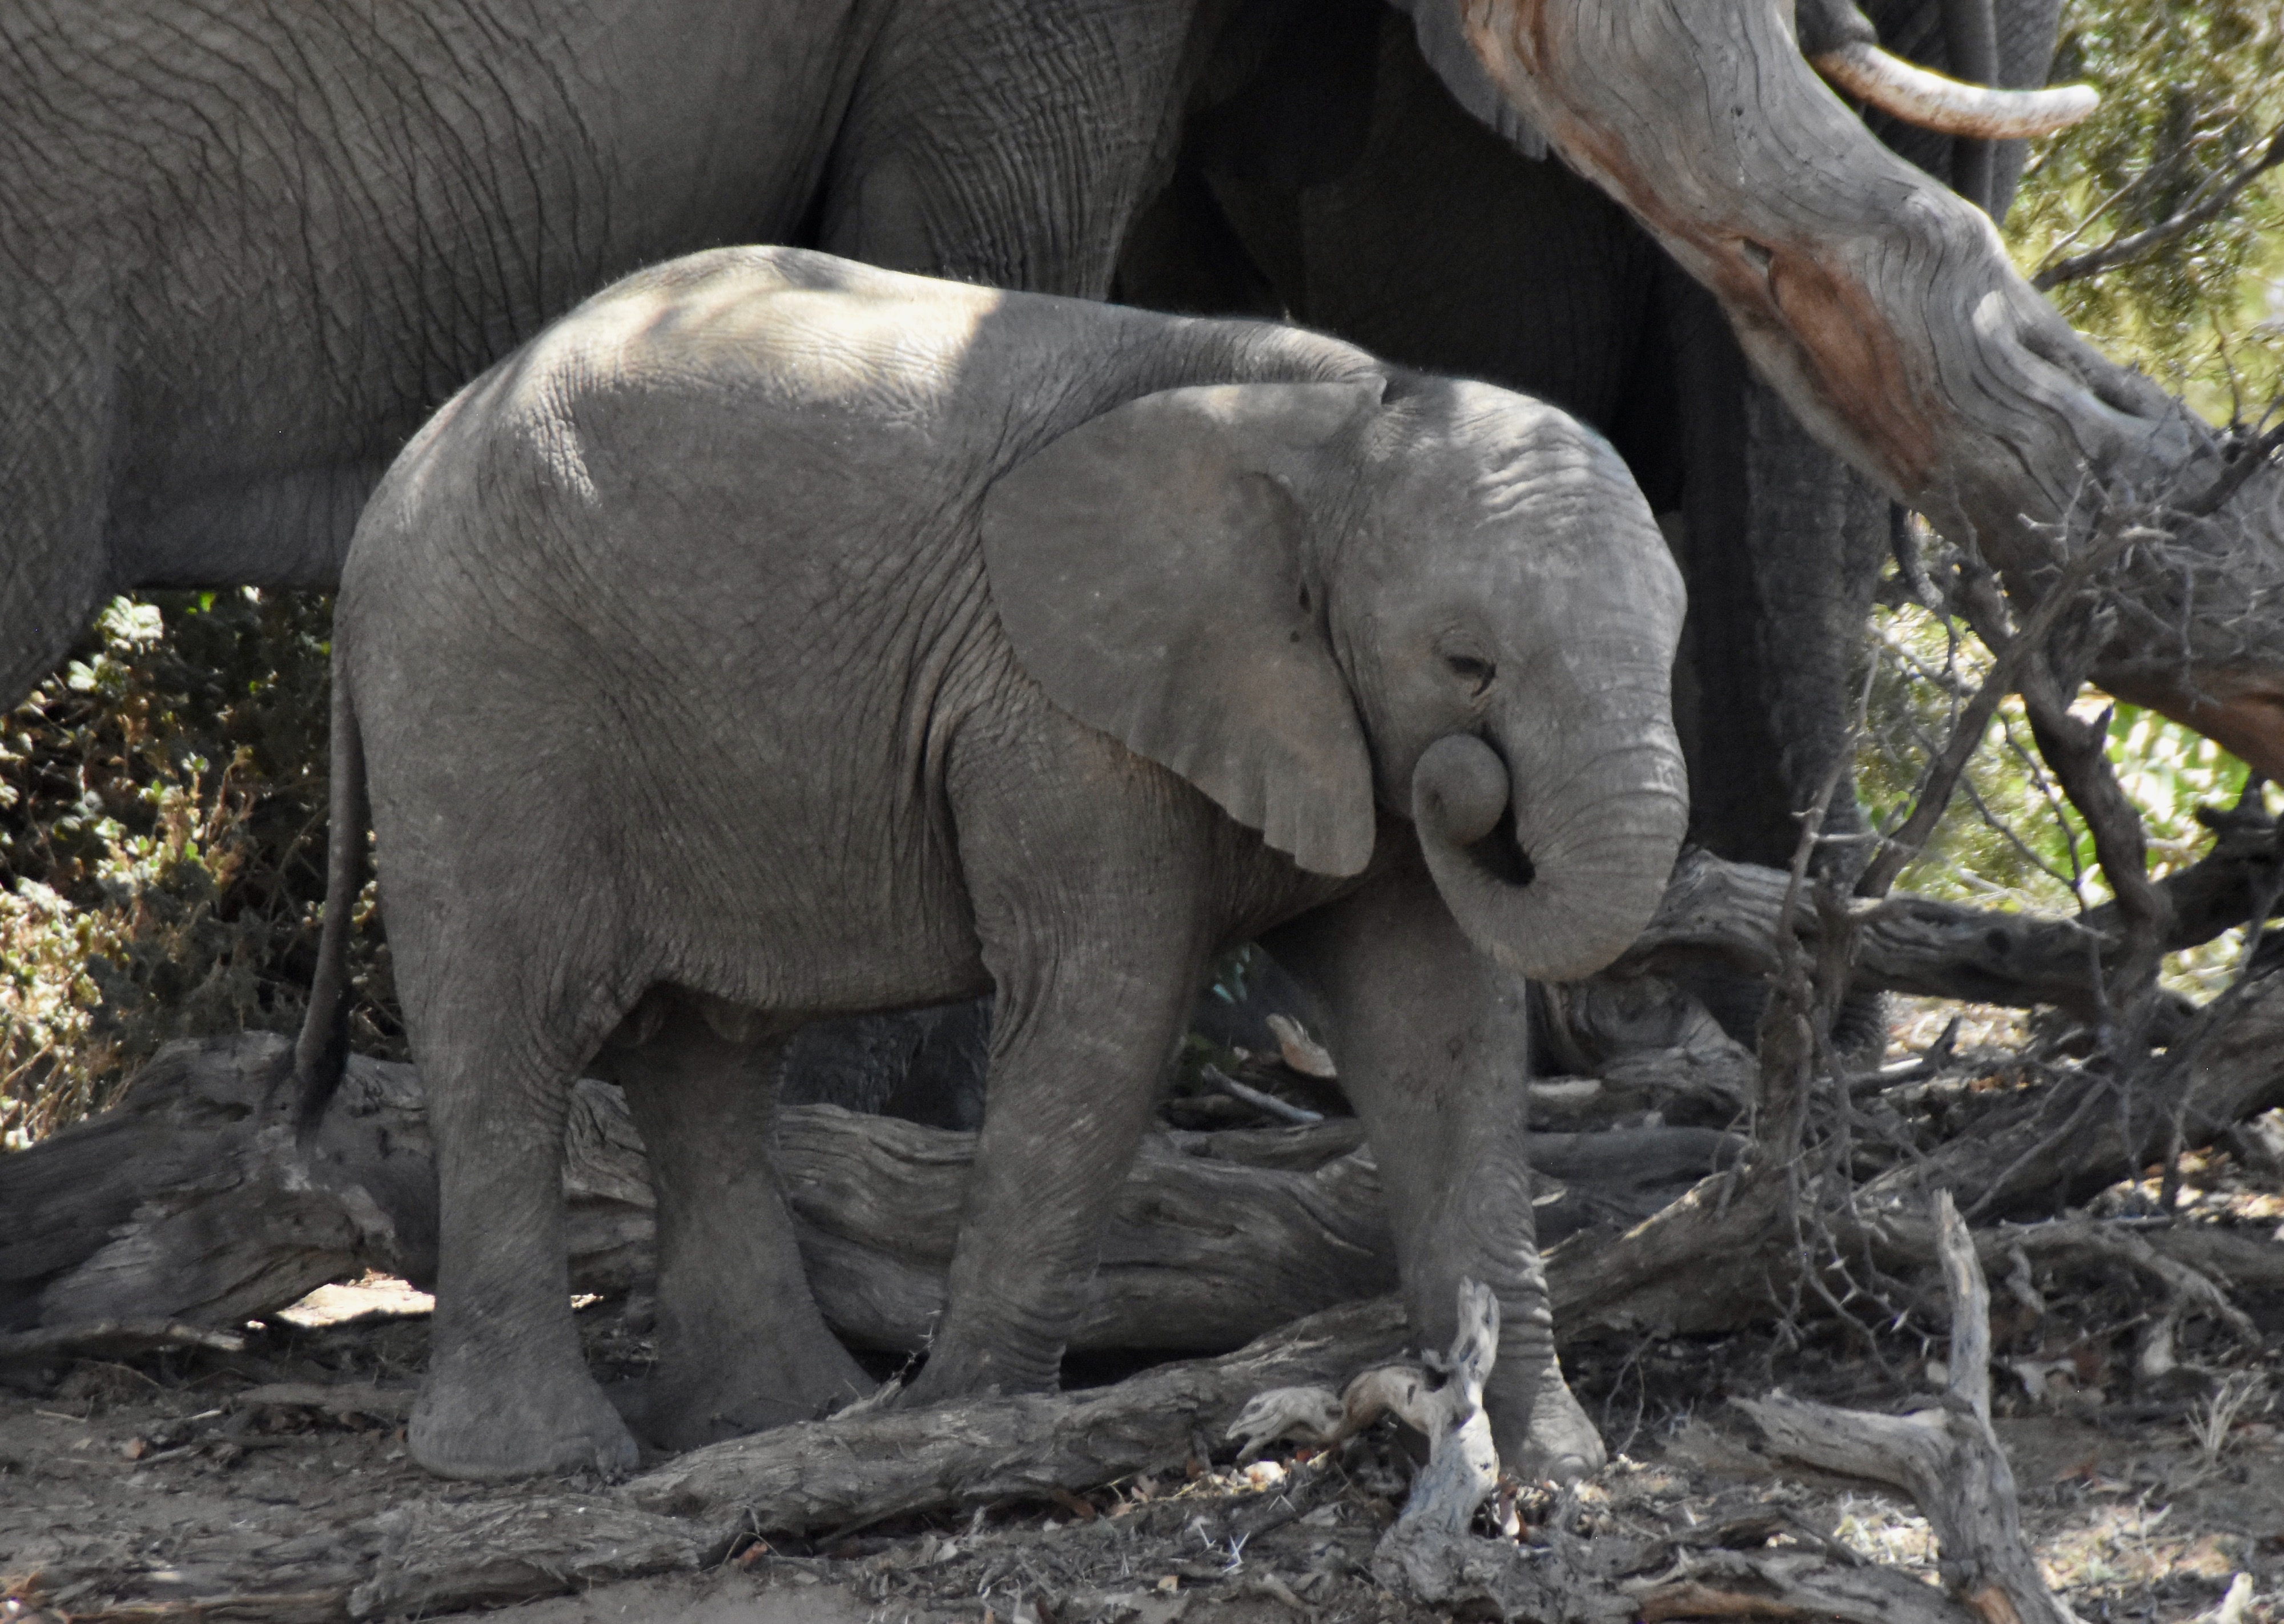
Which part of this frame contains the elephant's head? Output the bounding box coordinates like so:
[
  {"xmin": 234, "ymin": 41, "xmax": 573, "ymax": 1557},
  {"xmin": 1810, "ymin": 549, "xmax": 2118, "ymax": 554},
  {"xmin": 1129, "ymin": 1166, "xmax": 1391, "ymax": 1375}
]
[{"xmin": 979, "ymin": 374, "xmax": 1687, "ymax": 982}]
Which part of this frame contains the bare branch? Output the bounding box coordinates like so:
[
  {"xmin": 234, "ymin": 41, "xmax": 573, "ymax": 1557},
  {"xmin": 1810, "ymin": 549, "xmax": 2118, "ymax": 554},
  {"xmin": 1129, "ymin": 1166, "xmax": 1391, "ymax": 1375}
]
[{"xmin": 2033, "ymin": 121, "xmax": 2284, "ymax": 292}]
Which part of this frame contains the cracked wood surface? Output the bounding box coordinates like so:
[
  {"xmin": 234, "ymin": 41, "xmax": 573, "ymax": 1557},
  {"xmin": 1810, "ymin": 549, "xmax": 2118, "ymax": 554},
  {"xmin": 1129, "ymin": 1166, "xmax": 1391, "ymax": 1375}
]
[
  {"xmin": 0, "ymin": 1033, "xmax": 1726, "ymax": 1358},
  {"xmin": 1458, "ymin": 0, "xmax": 2284, "ymax": 775}
]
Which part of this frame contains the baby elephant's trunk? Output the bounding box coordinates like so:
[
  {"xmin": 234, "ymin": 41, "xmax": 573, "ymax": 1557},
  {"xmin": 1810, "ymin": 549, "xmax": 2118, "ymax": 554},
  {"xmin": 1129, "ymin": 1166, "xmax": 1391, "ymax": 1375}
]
[{"xmin": 292, "ymin": 670, "xmax": 368, "ymax": 1135}]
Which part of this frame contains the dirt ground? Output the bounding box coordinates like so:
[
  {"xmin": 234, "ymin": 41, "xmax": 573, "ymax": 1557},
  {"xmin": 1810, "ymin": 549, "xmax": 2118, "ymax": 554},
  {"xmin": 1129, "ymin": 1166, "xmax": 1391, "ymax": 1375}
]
[{"xmin": 2, "ymin": 1257, "xmax": 2279, "ymax": 1624}]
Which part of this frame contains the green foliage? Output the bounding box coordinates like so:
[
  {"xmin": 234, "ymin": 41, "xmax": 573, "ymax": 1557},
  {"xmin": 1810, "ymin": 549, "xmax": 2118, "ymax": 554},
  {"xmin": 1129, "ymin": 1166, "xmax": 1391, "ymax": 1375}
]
[
  {"xmin": 1859, "ymin": 595, "xmax": 2273, "ymax": 997},
  {"xmin": 1861, "ymin": 601, "xmax": 2254, "ymax": 904},
  {"xmin": 1850, "ymin": 0, "xmax": 2284, "ymax": 1004},
  {"xmin": 2006, "ymin": 0, "xmax": 2284, "ymax": 418},
  {"xmin": 0, "ymin": 591, "xmax": 397, "ymax": 1146}
]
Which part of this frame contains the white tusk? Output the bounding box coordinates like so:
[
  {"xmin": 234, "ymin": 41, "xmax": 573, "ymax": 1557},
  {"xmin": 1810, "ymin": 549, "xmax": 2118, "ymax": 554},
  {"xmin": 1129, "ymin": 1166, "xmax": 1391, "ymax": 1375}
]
[{"xmin": 1810, "ymin": 41, "xmax": 2099, "ymax": 140}]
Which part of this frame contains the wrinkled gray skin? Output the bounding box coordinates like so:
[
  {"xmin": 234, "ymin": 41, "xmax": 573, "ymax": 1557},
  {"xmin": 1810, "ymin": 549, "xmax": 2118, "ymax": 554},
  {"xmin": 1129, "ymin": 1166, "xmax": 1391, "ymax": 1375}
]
[
  {"xmin": 0, "ymin": 0, "xmax": 1205, "ymax": 710},
  {"xmin": 1113, "ymin": 0, "xmax": 2058, "ymax": 1040},
  {"xmin": 308, "ymin": 248, "xmax": 1687, "ymax": 1481},
  {"xmin": 0, "ymin": 0, "xmax": 2047, "ymax": 727},
  {"xmin": 764, "ymin": 0, "xmax": 2065, "ymax": 1110}
]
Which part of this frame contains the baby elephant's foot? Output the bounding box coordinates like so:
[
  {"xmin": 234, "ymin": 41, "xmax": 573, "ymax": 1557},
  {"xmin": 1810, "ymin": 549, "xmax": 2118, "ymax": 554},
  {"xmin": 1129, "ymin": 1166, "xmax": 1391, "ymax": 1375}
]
[
  {"xmin": 896, "ymin": 1334, "xmax": 1057, "ymax": 1410},
  {"xmin": 1499, "ymin": 1367, "xmax": 1607, "ymax": 1486},
  {"xmin": 641, "ymin": 1333, "xmax": 871, "ymax": 1452},
  {"xmin": 409, "ymin": 1367, "xmax": 639, "ymax": 1480}
]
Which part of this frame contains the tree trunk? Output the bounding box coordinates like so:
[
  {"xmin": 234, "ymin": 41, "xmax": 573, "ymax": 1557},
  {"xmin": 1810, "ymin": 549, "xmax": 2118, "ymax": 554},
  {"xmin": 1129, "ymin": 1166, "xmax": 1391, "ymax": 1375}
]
[{"xmin": 1459, "ymin": 0, "xmax": 2284, "ymax": 775}]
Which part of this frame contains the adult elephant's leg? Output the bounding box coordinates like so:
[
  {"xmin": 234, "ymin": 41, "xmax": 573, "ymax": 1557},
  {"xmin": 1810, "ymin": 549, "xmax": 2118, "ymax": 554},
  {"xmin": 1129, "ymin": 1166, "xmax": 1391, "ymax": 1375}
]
[
  {"xmin": 387, "ymin": 893, "xmax": 638, "ymax": 1479},
  {"xmin": 815, "ymin": 0, "xmax": 1201, "ymax": 298},
  {"xmin": 1264, "ymin": 844, "xmax": 1601, "ymax": 1483},
  {"xmin": 602, "ymin": 991, "xmax": 870, "ymax": 1449},
  {"xmin": 1660, "ymin": 266, "xmax": 1889, "ymax": 1042},
  {"xmin": 1, "ymin": 284, "xmax": 116, "ymax": 708},
  {"xmin": 785, "ymin": 0, "xmax": 1209, "ymax": 1131}
]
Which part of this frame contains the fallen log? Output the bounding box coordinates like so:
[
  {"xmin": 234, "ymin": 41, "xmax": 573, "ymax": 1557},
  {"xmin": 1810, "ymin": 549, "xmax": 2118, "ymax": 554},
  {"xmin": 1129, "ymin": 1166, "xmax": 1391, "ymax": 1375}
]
[
  {"xmin": 0, "ymin": 1031, "xmax": 1733, "ymax": 1358},
  {"xmin": 9, "ymin": 941, "xmax": 2275, "ymax": 1361},
  {"xmin": 625, "ymin": 1295, "xmax": 1414, "ymax": 1531},
  {"xmin": 1620, "ymin": 840, "xmax": 2281, "ymax": 1027}
]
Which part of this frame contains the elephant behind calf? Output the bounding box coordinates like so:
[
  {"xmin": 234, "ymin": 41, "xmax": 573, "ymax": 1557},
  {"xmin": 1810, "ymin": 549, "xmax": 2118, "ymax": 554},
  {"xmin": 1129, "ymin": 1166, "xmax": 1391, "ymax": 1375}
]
[{"xmin": 295, "ymin": 245, "xmax": 1688, "ymax": 1482}]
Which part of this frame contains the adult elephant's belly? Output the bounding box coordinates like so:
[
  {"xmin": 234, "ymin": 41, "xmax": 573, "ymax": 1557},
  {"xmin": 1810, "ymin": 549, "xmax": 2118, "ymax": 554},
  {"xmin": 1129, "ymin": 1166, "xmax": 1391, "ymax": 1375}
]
[{"xmin": 95, "ymin": 0, "xmax": 859, "ymax": 598}]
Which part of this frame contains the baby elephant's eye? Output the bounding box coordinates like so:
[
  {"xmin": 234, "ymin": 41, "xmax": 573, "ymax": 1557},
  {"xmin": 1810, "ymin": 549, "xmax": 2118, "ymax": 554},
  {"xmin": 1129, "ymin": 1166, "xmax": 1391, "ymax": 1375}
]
[{"xmin": 1445, "ymin": 654, "xmax": 1495, "ymax": 695}]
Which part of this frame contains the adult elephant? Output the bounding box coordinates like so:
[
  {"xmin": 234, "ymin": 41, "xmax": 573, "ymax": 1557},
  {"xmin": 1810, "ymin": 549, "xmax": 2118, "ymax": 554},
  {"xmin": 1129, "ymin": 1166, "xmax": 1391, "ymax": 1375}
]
[
  {"xmin": 1, "ymin": 0, "xmax": 2088, "ymax": 827},
  {"xmin": 0, "ymin": 0, "xmax": 1207, "ymax": 709},
  {"xmin": 1, "ymin": 0, "xmax": 2085, "ymax": 725}
]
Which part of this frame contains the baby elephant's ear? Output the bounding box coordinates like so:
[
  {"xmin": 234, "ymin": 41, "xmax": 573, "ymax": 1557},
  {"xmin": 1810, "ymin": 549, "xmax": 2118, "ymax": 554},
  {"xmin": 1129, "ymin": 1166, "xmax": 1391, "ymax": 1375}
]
[{"xmin": 981, "ymin": 381, "xmax": 1382, "ymax": 878}]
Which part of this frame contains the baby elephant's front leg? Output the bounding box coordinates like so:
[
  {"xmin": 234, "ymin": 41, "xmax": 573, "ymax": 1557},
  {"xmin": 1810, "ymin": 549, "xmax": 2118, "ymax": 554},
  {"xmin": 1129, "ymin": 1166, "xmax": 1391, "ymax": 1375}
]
[{"xmin": 901, "ymin": 952, "xmax": 1197, "ymax": 1403}]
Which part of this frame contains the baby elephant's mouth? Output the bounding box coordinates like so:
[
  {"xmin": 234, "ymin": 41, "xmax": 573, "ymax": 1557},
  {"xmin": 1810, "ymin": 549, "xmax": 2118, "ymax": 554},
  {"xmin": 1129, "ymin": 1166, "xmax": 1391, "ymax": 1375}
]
[{"xmin": 1463, "ymin": 801, "xmax": 1533, "ymax": 889}]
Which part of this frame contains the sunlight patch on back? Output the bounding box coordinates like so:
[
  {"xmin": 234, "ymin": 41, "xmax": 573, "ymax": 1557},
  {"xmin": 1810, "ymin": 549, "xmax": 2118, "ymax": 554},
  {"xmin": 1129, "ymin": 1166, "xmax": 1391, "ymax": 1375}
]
[
  {"xmin": 581, "ymin": 271, "xmax": 1006, "ymax": 419},
  {"xmin": 524, "ymin": 381, "xmax": 601, "ymax": 508}
]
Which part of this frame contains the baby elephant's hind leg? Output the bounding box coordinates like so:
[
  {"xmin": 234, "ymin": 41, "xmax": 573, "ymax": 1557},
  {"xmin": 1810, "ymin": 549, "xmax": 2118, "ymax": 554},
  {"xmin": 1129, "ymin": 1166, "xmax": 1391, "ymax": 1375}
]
[{"xmin": 608, "ymin": 993, "xmax": 870, "ymax": 1450}]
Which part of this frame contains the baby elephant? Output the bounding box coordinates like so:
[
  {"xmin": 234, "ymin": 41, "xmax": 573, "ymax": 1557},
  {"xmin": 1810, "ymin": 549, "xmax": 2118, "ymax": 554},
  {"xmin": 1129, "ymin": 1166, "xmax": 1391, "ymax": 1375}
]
[{"xmin": 294, "ymin": 245, "xmax": 1687, "ymax": 1481}]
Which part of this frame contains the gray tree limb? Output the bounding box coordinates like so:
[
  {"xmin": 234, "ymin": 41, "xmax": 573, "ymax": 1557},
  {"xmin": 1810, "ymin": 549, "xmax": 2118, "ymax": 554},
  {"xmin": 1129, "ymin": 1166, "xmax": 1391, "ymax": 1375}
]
[
  {"xmin": 1459, "ymin": 0, "xmax": 2284, "ymax": 778},
  {"xmin": 1622, "ymin": 838, "xmax": 2281, "ymax": 1027},
  {"xmin": 1738, "ymin": 1194, "xmax": 2083, "ymax": 1624}
]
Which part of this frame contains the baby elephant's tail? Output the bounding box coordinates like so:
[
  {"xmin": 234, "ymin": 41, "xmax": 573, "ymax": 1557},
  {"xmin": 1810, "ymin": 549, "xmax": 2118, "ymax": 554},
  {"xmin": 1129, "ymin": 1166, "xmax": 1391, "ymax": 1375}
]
[{"xmin": 293, "ymin": 668, "xmax": 368, "ymax": 1137}]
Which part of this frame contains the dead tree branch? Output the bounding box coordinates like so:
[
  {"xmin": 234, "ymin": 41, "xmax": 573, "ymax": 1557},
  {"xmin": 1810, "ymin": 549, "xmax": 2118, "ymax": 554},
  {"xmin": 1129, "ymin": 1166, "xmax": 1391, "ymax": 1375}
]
[
  {"xmin": 625, "ymin": 1296, "xmax": 1413, "ymax": 1531},
  {"xmin": 1619, "ymin": 825, "xmax": 2281, "ymax": 1029},
  {"xmin": 1738, "ymin": 1193, "xmax": 2084, "ymax": 1624},
  {"xmin": 1462, "ymin": 0, "xmax": 2284, "ymax": 775}
]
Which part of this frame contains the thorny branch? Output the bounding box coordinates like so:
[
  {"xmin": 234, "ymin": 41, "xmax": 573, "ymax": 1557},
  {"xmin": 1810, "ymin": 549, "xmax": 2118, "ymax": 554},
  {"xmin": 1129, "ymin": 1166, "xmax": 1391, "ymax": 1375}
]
[{"xmin": 1673, "ymin": 434, "xmax": 2284, "ymax": 1357}]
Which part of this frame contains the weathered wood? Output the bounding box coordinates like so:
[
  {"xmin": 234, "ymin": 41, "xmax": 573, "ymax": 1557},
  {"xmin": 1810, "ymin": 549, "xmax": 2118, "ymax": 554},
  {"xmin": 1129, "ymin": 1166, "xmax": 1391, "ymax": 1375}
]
[
  {"xmin": 624, "ymin": 1296, "xmax": 1414, "ymax": 1530},
  {"xmin": 0, "ymin": 1319, "xmax": 246, "ymax": 1364},
  {"xmin": 1861, "ymin": 961, "xmax": 2284, "ymax": 1219},
  {"xmin": 1545, "ymin": 961, "xmax": 2284, "ymax": 1339},
  {"xmin": 1462, "ymin": 0, "xmax": 2284, "ymax": 776},
  {"xmin": 1370, "ymin": 1282, "xmax": 1506, "ymax": 1600},
  {"xmin": 1628, "ymin": 1548, "xmax": 1983, "ymax": 1624},
  {"xmin": 0, "ymin": 1032, "xmax": 1735, "ymax": 1359},
  {"xmin": 345, "ymin": 1494, "xmax": 710, "ymax": 1621},
  {"xmin": 13, "ymin": 978, "xmax": 2281, "ymax": 1364},
  {"xmin": 1620, "ymin": 844, "xmax": 2278, "ymax": 1026},
  {"xmin": 1738, "ymin": 1194, "xmax": 2084, "ymax": 1624},
  {"xmin": 772, "ymin": 1102, "xmax": 1398, "ymax": 1354}
]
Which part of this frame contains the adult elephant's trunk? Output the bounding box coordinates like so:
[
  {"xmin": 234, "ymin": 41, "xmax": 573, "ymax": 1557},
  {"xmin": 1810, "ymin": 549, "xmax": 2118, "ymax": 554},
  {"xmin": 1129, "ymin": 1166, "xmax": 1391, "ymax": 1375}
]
[{"xmin": 1412, "ymin": 725, "xmax": 1687, "ymax": 984}]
